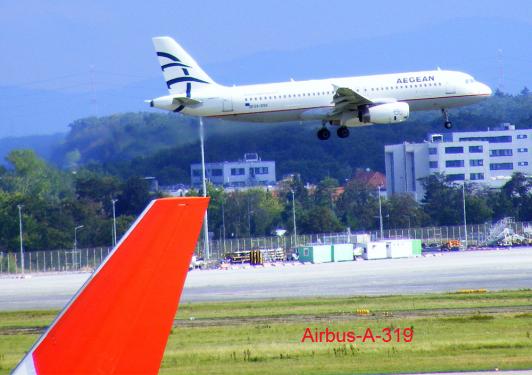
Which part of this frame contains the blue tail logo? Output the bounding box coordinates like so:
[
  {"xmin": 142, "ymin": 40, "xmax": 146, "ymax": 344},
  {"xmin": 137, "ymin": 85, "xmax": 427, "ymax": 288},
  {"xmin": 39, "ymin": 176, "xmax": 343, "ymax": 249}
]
[{"xmin": 156, "ymin": 52, "xmax": 209, "ymax": 95}]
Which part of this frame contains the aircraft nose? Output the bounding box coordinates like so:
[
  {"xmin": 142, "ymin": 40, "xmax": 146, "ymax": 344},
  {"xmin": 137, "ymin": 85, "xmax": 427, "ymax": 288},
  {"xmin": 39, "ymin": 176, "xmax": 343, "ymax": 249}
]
[{"xmin": 481, "ymin": 83, "xmax": 492, "ymax": 96}]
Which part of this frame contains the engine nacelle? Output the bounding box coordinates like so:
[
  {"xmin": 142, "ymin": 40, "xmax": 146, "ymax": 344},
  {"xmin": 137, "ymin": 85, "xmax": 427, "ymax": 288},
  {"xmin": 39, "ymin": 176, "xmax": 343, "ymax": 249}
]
[{"xmin": 360, "ymin": 102, "xmax": 410, "ymax": 124}]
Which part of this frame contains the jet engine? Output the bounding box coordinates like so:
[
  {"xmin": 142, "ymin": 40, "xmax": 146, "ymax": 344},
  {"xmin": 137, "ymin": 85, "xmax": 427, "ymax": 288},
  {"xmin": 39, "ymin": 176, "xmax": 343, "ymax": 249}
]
[{"xmin": 359, "ymin": 102, "xmax": 410, "ymax": 124}]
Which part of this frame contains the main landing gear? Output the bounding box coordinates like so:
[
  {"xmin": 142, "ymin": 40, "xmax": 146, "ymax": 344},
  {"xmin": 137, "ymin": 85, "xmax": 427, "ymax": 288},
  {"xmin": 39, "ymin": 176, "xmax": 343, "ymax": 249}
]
[
  {"xmin": 442, "ymin": 109, "xmax": 453, "ymax": 129},
  {"xmin": 317, "ymin": 126, "xmax": 330, "ymax": 140},
  {"xmin": 317, "ymin": 122, "xmax": 350, "ymax": 140},
  {"xmin": 337, "ymin": 126, "xmax": 350, "ymax": 138}
]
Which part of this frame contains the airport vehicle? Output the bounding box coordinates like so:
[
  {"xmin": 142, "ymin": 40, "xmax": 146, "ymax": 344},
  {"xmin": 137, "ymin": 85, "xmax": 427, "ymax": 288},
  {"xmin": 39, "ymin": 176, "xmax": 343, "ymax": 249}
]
[
  {"xmin": 441, "ymin": 240, "xmax": 462, "ymax": 251},
  {"xmin": 149, "ymin": 37, "xmax": 492, "ymax": 140},
  {"xmin": 11, "ymin": 197, "xmax": 209, "ymax": 375}
]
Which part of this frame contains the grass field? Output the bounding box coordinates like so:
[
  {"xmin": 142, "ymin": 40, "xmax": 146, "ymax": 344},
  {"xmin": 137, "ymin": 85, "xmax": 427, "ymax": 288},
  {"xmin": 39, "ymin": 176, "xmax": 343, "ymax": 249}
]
[{"xmin": 1, "ymin": 290, "xmax": 531, "ymax": 374}]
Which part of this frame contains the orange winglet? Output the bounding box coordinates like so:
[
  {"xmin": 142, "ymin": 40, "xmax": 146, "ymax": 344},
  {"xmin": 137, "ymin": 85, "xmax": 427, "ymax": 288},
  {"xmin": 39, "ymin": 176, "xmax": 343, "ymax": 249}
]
[{"xmin": 12, "ymin": 197, "xmax": 209, "ymax": 375}]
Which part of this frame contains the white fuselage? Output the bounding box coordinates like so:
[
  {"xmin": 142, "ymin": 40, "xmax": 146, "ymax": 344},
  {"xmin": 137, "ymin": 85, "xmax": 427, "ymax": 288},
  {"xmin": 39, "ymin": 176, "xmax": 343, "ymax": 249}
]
[{"xmin": 161, "ymin": 70, "xmax": 491, "ymax": 125}]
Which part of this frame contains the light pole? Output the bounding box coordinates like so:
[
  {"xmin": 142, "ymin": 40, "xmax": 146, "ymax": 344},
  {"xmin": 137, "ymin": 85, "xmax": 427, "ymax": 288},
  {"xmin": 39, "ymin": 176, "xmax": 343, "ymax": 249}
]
[
  {"xmin": 221, "ymin": 196, "xmax": 226, "ymax": 252},
  {"xmin": 17, "ymin": 204, "xmax": 24, "ymax": 275},
  {"xmin": 462, "ymin": 183, "xmax": 468, "ymax": 249},
  {"xmin": 199, "ymin": 117, "xmax": 210, "ymax": 260},
  {"xmin": 290, "ymin": 189, "xmax": 297, "ymax": 247},
  {"xmin": 111, "ymin": 199, "xmax": 118, "ymax": 247},
  {"xmin": 74, "ymin": 225, "xmax": 84, "ymax": 252},
  {"xmin": 377, "ymin": 185, "xmax": 384, "ymax": 240}
]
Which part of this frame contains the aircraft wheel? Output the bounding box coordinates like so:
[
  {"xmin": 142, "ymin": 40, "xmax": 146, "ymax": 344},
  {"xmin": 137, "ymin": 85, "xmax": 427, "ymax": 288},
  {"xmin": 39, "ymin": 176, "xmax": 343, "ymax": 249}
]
[
  {"xmin": 444, "ymin": 121, "xmax": 453, "ymax": 129},
  {"xmin": 337, "ymin": 126, "xmax": 350, "ymax": 138},
  {"xmin": 317, "ymin": 127, "xmax": 331, "ymax": 140}
]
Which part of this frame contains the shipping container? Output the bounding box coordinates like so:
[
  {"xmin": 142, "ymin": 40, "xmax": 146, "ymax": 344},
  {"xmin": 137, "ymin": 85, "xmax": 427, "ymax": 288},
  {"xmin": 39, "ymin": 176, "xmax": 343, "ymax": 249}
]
[
  {"xmin": 354, "ymin": 234, "xmax": 371, "ymax": 244},
  {"xmin": 331, "ymin": 244, "xmax": 354, "ymax": 262},
  {"xmin": 296, "ymin": 245, "xmax": 331, "ymax": 263},
  {"xmin": 296, "ymin": 244, "xmax": 354, "ymax": 263},
  {"xmin": 362, "ymin": 241, "xmax": 388, "ymax": 260},
  {"xmin": 412, "ymin": 239, "xmax": 422, "ymax": 256},
  {"xmin": 386, "ymin": 239, "xmax": 413, "ymax": 258}
]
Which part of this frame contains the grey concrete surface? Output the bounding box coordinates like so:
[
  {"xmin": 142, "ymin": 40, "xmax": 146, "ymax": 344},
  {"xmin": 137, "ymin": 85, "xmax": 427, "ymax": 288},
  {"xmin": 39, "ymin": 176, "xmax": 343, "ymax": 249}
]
[{"xmin": 1, "ymin": 248, "xmax": 531, "ymax": 311}]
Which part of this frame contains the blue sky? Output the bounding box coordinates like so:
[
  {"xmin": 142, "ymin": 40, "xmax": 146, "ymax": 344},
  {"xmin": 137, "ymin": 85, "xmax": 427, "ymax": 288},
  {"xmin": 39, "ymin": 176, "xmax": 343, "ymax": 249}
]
[{"xmin": 1, "ymin": 0, "xmax": 531, "ymax": 136}]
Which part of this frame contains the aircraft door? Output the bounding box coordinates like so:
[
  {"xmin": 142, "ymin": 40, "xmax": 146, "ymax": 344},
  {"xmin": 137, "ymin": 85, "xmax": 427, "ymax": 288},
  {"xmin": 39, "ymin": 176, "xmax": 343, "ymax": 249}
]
[{"xmin": 222, "ymin": 97, "xmax": 233, "ymax": 112}]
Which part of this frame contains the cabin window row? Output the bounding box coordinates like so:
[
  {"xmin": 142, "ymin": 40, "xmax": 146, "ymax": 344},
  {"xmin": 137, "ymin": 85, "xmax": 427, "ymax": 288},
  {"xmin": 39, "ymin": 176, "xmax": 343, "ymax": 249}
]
[
  {"xmin": 244, "ymin": 82, "xmax": 443, "ymax": 101},
  {"xmin": 245, "ymin": 91, "xmax": 333, "ymax": 101},
  {"xmin": 370, "ymin": 82, "xmax": 443, "ymax": 91}
]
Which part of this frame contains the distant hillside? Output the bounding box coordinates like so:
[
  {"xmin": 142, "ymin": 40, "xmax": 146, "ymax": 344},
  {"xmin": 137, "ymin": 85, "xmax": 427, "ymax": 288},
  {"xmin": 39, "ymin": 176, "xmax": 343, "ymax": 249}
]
[
  {"xmin": 72, "ymin": 93, "xmax": 532, "ymax": 184},
  {"xmin": 0, "ymin": 133, "xmax": 65, "ymax": 165}
]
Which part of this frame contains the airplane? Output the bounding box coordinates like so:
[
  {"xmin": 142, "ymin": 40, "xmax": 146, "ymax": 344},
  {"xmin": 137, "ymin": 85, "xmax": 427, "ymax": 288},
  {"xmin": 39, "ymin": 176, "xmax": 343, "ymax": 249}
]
[
  {"xmin": 11, "ymin": 197, "xmax": 209, "ymax": 375},
  {"xmin": 148, "ymin": 36, "xmax": 492, "ymax": 140}
]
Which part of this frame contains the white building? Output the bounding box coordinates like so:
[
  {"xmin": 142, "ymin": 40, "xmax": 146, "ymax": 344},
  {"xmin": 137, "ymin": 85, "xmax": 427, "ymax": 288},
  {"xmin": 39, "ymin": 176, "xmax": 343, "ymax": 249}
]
[
  {"xmin": 385, "ymin": 123, "xmax": 531, "ymax": 201},
  {"xmin": 190, "ymin": 153, "xmax": 276, "ymax": 188}
]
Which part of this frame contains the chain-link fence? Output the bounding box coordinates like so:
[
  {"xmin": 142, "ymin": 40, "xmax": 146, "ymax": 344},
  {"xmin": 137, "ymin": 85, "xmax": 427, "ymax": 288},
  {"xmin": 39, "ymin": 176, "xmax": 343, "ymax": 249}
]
[
  {"xmin": 1, "ymin": 221, "xmax": 530, "ymax": 275},
  {"xmin": 0, "ymin": 247, "xmax": 111, "ymax": 275},
  {"xmin": 195, "ymin": 220, "xmax": 532, "ymax": 259}
]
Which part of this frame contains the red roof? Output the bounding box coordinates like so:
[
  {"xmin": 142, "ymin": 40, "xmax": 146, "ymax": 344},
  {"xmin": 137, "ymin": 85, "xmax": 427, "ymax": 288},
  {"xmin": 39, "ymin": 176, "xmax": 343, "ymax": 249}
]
[{"xmin": 353, "ymin": 169, "xmax": 386, "ymax": 189}]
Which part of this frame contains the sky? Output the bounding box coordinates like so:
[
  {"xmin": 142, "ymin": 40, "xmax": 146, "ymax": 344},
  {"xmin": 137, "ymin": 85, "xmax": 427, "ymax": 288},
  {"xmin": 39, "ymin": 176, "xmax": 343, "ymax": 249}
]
[{"xmin": 1, "ymin": 0, "xmax": 531, "ymax": 137}]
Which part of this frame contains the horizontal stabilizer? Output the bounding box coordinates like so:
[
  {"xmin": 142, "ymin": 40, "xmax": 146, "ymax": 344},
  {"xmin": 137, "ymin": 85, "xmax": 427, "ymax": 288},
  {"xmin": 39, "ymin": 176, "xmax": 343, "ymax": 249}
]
[{"xmin": 147, "ymin": 95, "xmax": 201, "ymax": 110}]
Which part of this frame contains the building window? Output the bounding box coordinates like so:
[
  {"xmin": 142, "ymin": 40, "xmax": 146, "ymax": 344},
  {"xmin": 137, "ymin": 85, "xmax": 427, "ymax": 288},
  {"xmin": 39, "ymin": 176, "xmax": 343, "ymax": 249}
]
[
  {"xmin": 490, "ymin": 149, "xmax": 513, "ymax": 157},
  {"xmin": 211, "ymin": 169, "xmax": 223, "ymax": 177},
  {"xmin": 429, "ymin": 161, "xmax": 438, "ymax": 168},
  {"xmin": 490, "ymin": 163, "xmax": 513, "ymax": 170},
  {"xmin": 445, "ymin": 146, "xmax": 463, "ymax": 154},
  {"xmin": 518, "ymin": 148, "xmax": 528, "ymax": 152},
  {"xmin": 231, "ymin": 168, "xmax": 245, "ymax": 176},
  {"xmin": 517, "ymin": 134, "xmax": 528, "ymax": 139},
  {"xmin": 518, "ymin": 161, "xmax": 529, "ymax": 166},
  {"xmin": 459, "ymin": 136, "xmax": 512, "ymax": 143},
  {"xmin": 429, "ymin": 148, "xmax": 437, "ymax": 155},
  {"xmin": 446, "ymin": 160, "xmax": 464, "ymax": 168},
  {"xmin": 447, "ymin": 174, "xmax": 465, "ymax": 181},
  {"xmin": 192, "ymin": 170, "xmax": 201, "ymax": 177},
  {"xmin": 470, "ymin": 173, "xmax": 484, "ymax": 180},
  {"xmin": 254, "ymin": 167, "xmax": 269, "ymax": 174},
  {"xmin": 469, "ymin": 145, "xmax": 483, "ymax": 153},
  {"xmin": 470, "ymin": 159, "xmax": 484, "ymax": 167}
]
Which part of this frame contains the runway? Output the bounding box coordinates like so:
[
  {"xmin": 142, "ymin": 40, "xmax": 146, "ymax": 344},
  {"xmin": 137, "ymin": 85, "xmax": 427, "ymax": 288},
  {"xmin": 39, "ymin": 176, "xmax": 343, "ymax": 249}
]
[{"xmin": 1, "ymin": 248, "xmax": 532, "ymax": 311}]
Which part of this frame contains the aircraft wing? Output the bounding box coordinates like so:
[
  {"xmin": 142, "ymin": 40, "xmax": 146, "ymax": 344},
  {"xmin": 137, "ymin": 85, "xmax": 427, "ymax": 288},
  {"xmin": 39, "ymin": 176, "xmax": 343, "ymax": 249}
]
[
  {"xmin": 12, "ymin": 197, "xmax": 209, "ymax": 375},
  {"xmin": 329, "ymin": 86, "xmax": 374, "ymax": 117}
]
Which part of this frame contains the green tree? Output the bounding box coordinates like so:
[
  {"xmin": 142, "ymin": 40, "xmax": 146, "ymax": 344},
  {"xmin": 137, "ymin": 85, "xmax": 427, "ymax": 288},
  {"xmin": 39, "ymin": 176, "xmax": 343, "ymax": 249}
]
[
  {"xmin": 464, "ymin": 186, "xmax": 493, "ymax": 224},
  {"xmin": 2, "ymin": 150, "xmax": 72, "ymax": 200},
  {"xmin": 314, "ymin": 177, "xmax": 339, "ymax": 209},
  {"xmin": 117, "ymin": 177, "xmax": 151, "ymax": 216},
  {"xmin": 302, "ymin": 206, "xmax": 343, "ymax": 233},
  {"xmin": 385, "ymin": 193, "xmax": 428, "ymax": 228},
  {"xmin": 336, "ymin": 181, "xmax": 378, "ymax": 230},
  {"xmin": 500, "ymin": 173, "xmax": 532, "ymax": 221},
  {"xmin": 75, "ymin": 169, "xmax": 122, "ymax": 214},
  {"xmin": 421, "ymin": 174, "xmax": 463, "ymax": 226}
]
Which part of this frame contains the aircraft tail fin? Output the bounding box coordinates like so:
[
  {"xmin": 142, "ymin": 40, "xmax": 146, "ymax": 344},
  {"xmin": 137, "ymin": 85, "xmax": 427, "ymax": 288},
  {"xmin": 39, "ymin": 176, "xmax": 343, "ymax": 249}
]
[
  {"xmin": 152, "ymin": 36, "xmax": 217, "ymax": 96},
  {"xmin": 12, "ymin": 197, "xmax": 209, "ymax": 375}
]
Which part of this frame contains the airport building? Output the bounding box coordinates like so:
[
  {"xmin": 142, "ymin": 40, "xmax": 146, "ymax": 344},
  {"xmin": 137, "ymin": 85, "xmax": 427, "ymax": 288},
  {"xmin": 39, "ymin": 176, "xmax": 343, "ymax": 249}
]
[
  {"xmin": 190, "ymin": 153, "xmax": 276, "ymax": 189},
  {"xmin": 385, "ymin": 123, "xmax": 532, "ymax": 201}
]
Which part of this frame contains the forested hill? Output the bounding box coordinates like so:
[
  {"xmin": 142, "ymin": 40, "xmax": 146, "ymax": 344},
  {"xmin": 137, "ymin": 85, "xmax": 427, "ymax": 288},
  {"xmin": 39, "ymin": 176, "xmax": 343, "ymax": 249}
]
[
  {"xmin": 0, "ymin": 133, "xmax": 65, "ymax": 165},
  {"xmin": 53, "ymin": 92, "xmax": 532, "ymax": 184}
]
